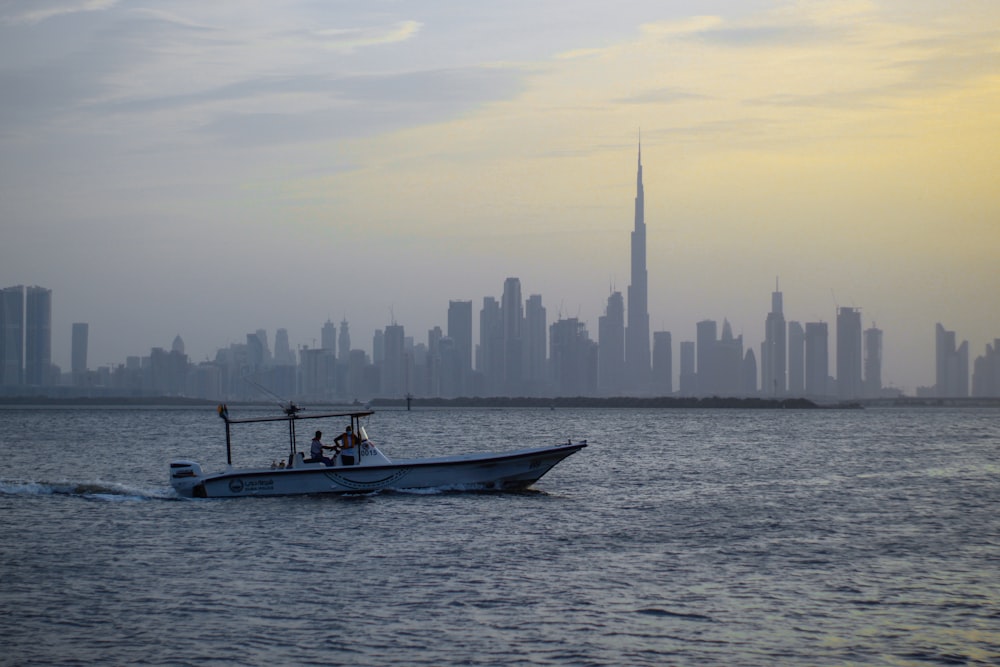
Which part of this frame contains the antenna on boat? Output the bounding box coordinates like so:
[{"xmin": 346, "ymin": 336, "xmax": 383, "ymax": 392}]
[{"xmin": 243, "ymin": 376, "xmax": 301, "ymax": 416}]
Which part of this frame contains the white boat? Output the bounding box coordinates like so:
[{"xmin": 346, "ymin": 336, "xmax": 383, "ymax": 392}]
[{"xmin": 169, "ymin": 404, "xmax": 587, "ymax": 498}]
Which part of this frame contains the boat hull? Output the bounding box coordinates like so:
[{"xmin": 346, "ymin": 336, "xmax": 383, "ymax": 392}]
[{"xmin": 171, "ymin": 442, "xmax": 586, "ymax": 498}]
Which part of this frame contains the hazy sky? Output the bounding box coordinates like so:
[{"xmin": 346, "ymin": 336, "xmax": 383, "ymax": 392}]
[{"xmin": 2, "ymin": 0, "xmax": 998, "ymax": 393}]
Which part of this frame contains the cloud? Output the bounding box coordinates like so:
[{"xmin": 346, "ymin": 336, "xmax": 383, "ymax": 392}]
[
  {"xmin": 2, "ymin": 0, "xmax": 119, "ymax": 26},
  {"xmin": 196, "ymin": 66, "xmax": 528, "ymax": 146},
  {"xmin": 308, "ymin": 20, "xmax": 422, "ymax": 52},
  {"xmin": 617, "ymin": 88, "xmax": 710, "ymax": 105},
  {"xmin": 689, "ymin": 22, "xmax": 849, "ymax": 47}
]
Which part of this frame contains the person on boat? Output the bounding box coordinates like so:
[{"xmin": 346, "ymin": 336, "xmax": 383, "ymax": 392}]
[
  {"xmin": 334, "ymin": 425, "xmax": 359, "ymax": 466},
  {"xmin": 308, "ymin": 431, "xmax": 337, "ymax": 465}
]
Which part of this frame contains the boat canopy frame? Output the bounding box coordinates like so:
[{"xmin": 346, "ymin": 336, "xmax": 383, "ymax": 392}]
[{"xmin": 216, "ymin": 404, "xmax": 374, "ymax": 466}]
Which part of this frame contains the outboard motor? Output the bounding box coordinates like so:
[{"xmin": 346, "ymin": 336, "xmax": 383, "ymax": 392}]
[{"xmin": 169, "ymin": 460, "xmax": 205, "ymax": 497}]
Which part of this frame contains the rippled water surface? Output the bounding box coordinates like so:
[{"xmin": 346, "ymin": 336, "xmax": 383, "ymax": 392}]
[{"xmin": 1, "ymin": 406, "xmax": 998, "ymax": 666}]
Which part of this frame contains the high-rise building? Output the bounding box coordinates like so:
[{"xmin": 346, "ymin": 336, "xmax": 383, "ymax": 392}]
[
  {"xmin": 479, "ymin": 297, "xmax": 503, "ymax": 395},
  {"xmin": 598, "ymin": 291, "xmax": 625, "ymax": 394},
  {"xmin": 24, "ymin": 286, "xmax": 52, "ymax": 387},
  {"xmin": 447, "ymin": 300, "xmax": 473, "ymax": 394},
  {"xmin": 274, "ymin": 328, "xmax": 294, "ymax": 366},
  {"xmin": 321, "ymin": 320, "xmax": 336, "ymax": 354},
  {"xmin": 652, "ymin": 331, "xmax": 672, "ymax": 395},
  {"xmin": 679, "ymin": 341, "xmax": 696, "ymax": 395},
  {"xmin": 863, "ymin": 324, "xmax": 883, "ymax": 398},
  {"xmin": 524, "ymin": 294, "xmax": 547, "ymax": 395},
  {"xmin": 550, "ymin": 318, "xmax": 597, "ymax": 396},
  {"xmin": 935, "ymin": 323, "xmax": 969, "ymax": 397},
  {"xmin": 787, "ymin": 321, "xmax": 805, "ymax": 395},
  {"xmin": 338, "ymin": 319, "xmax": 351, "ymax": 362},
  {"xmin": 696, "ymin": 319, "xmax": 717, "ymax": 396},
  {"xmin": 626, "ymin": 140, "xmax": 651, "ymax": 389},
  {"xmin": 1, "ymin": 285, "xmax": 25, "ymax": 386},
  {"xmin": 836, "ymin": 307, "xmax": 862, "ymax": 399},
  {"xmin": 71, "ymin": 322, "xmax": 89, "ymax": 383},
  {"xmin": 382, "ymin": 324, "xmax": 406, "ymax": 397},
  {"xmin": 805, "ymin": 322, "xmax": 829, "ymax": 397},
  {"xmin": 501, "ymin": 277, "xmax": 524, "ymax": 395},
  {"xmin": 762, "ymin": 281, "xmax": 786, "ymax": 396},
  {"xmin": 716, "ymin": 319, "xmax": 743, "ymax": 397},
  {"xmin": 254, "ymin": 329, "xmax": 270, "ymax": 363},
  {"xmin": 742, "ymin": 349, "xmax": 758, "ymax": 396},
  {"xmin": 972, "ymin": 339, "xmax": 1000, "ymax": 397}
]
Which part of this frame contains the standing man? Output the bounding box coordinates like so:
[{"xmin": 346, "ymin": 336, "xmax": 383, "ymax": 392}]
[{"xmin": 334, "ymin": 425, "xmax": 359, "ymax": 466}]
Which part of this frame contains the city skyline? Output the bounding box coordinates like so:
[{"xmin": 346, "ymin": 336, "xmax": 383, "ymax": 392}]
[
  {"xmin": 3, "ymin": 277, "xmax": 999, "ymax": 399},
  {"xmin": 2, "ymin": 2, "xmax": 998, "ymax": 395}
]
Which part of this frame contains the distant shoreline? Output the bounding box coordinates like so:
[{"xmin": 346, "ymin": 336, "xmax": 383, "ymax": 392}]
[
  {"xmin": 0, "ymin": 395, "xmax": 996, "ymax": 409},
  {"xmin": 0, "ymin": 395, "xmax": 837, "ymax": 409}
]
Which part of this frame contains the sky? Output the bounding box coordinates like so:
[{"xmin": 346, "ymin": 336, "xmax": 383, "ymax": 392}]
[{"xmin": 1, "ymin": 0, "xmax": 998, "ymax": 394}]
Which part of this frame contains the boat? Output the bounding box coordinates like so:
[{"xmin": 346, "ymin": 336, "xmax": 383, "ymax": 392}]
[{"xmin": 169, "ymin": 404, "xmax": 587, "ymax": 498}]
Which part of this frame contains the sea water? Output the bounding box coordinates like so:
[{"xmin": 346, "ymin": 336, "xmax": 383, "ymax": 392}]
[{"xmin": 0, "ymin": 406, "xmax": 998, "ymax": 666}]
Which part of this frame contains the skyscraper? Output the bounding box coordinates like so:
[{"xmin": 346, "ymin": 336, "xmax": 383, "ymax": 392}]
[
  {"xmin": 626, "ymin": 140, "xmax": 651, "ymax": 389},
  {"xmin": 972, "ymin": 339, "xmax": 1000, "ymax": 397},
  {"xmin": 338, "ymin": 319, "xmax": 351, "ymax": 363},
  {"xmin": 71, "ymin": 322, "xmax": 89, "ymax": 382},
  {"xmin": 696, "ymin": 319, "xmax": 717, "ymax": 396},
  {"xmin": 805, "ymin": 322, "xmax": 829, "ymax": 397},
  {"xmin": 935, "ymin": 323, "xmax": 969, "ymax": 397},
  {"xmin": 788, "ymin": 321, "xmax": 805, "ymax": 395},
  {"xmin": 598, "ymin": 290, "xmax": 625, "ymax": 394},
  {"xmin": 321, "ymin": 320, "xmax": 336, "ymax": 354},
  {"xmin": 524, "ymin": 294, "xmax": 547, "ymax": 395},
  {"xmin": 24, "ymin": 286, "xmax": 51, "ymax": 387},
  {"xmin": 501, "ymin": 277, "xmax": 524, "ymax": 395},
  {"xmin": 275, "ymin": 328, "xmax": 294, "ymax": 366},
  {"xmin": 652, "ymin": 331, "xmax": 673, "ymax": 395},
  {"xmin": 762, "ymin": 281, "xmax": 786, "ymax": 396},
  {"xmin": 837, "ymin": 307, "xmax": 862, "ymax": 399},
  {"xmin": 447, "ymin": 300, "xmax": 473, "ymax": 395},
  {"xmin": 479, "ymin": 297, "xmax": 502, "ymax": 395},
  {"xmin": 863, "ymin": 323, "xmax": 883, "ymax": 398},
  {"xmin": 716, "ymin": 319, "xmax": 743, "ymax": 397},
  {"xmin": 1, "ymin": 285, "xmax": 24, "ymax": 386},
  {"xmin": 382, "ymin": 323, "xmax": 406, "ymax": 397},
  {"xmin": 679, "ymin": 341, "xmax": 696, "ymax": 395}
]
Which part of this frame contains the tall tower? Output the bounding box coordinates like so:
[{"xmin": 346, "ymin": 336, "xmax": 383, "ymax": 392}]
[
  {"xmin": 626, "ymin": 139, "xmax": 651, "ymax": 388},
  {"xmin": 24, "ymin": 285, "xmax": 51, "ymax": 387},
  {"xmin": 71, "ymin": 323, "xmax": 89, "ymax": 378},
  {"xmin": 762, "ymin": 279, "xmax": 786, "ymax": 396},
  {"xmin": 935, "ymin": 323, "xmax": 969, "ymax": 397},
  {"xmin": 524, "ymin": 294, "xmax": 547, "ymax": 395},
  {"xmin": 447, "ymin": 300, "xmax": 473, "ymax": 394},
  {"xmin": 337, "ymin": 319, "xmax": 351, "ymax": 362},
  {"xmin": 863, "ymin": 323, "xmax": 883, "ymax": 398},
  {"xmin": 804, "ymin": 321, "xmax": 829, "ymax": 397},
  {"xmin": 836, "ymin": 307, "xmax": 863, "ymax": 399},
  {"xmin": 321, "ymin": 320, "xmax": 336, "ymax": 353},
  {"xmin": 598, "ymin": 290, "xmax": 625, "ymax": 394},
  {"xmin": 501, "ymin": 277, "xmax": 524, "ymax": 395},
  {"xmin": 652, "ymin": 331, "xmax": 673, "ymax": 395},
  {"xmin": 0, "ymin": 285, "xmax": 25, "ymax": 387},
  {"xmin": 788, "ymin": 321, "xmax": 805, "ymax": 395}
]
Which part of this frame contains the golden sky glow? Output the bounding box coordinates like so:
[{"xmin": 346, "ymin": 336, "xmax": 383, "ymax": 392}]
[{"xmin": 1, "ymin": 1, "xmax": 997, "ymax": 391}]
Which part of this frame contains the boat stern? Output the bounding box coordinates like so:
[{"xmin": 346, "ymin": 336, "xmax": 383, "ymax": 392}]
[{"xmin": 169, "ymin": 460, "xmax": 205, "ymax": 497}]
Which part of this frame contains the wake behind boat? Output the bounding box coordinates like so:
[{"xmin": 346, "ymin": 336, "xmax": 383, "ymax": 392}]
[{"xmin": 169, "ymin": 404, "xmax": 586, "ymax": 498}]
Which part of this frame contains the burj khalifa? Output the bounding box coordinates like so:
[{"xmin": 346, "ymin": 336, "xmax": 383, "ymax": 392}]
[{"xmin": 626, "ymin": 140, "xmax": 651, "ymax": 387}]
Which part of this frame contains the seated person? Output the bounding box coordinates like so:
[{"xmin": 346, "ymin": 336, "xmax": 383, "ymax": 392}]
[
  {"xmin": 308, "ymin": 431, "xmax": 336, "ymax": 465},
  {"xmin": 334, "ymin": 425, "xmax": 359, "ymax": 466}
]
